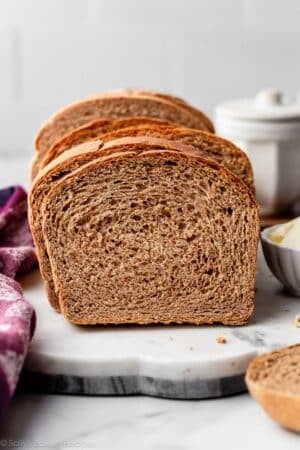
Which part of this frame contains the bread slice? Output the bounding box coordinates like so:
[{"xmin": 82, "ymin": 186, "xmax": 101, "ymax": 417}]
[
  {"xmin": 40, "ymin": 123, "xmax": 254, "ymax": 192},
  {"xmin": 31, "ymin": 117, "xmax": 171, "ymax": 180},
  {"xmin": 40, "ymin": 136, "xmax": 259, "ymax": 325},
  {"xmin": 246, "ymin": 344, "xmax": 300, "ymax": 432},
  {"xmin": 34, "ymin": 90, "xmax": 213, "ymax": 155}
]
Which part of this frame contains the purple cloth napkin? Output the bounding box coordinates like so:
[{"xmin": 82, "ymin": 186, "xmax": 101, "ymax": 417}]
[{"xmin": 0, "ymin": 186, "xmax": 36, "ymax": 414}]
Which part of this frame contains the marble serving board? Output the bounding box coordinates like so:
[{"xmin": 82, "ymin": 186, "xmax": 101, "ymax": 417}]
[{"xmin": 18, "ymin": 247, "xmax": 300, "ymax": 399}]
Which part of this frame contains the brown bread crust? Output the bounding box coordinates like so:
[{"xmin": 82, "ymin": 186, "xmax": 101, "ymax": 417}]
[
  {"xmin": 121, "ymin": 88, "xmax": 214, "ymax": 133},
  {"xmin": 31, "ymin": 117, "xmax": 173, "ymax": 180},
  {"xmin": 34, "ymin": 90, "xmax": 214, "ymax": 155},
  {"xmin": 31, "ymin": 117, "xmax": 171, "ymax": 180},
  {"xmin": 40, "ymin": 123, "xmax": 254, "ymax": 192},
  {"xmin": 246, "ymin": 344, "xmax": 300, "ymax": 432}
]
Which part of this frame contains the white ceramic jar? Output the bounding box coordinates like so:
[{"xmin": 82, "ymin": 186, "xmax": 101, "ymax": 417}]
[{"xmin": 215, "ymin": 89, "xmax": 300, "ymax": 215}]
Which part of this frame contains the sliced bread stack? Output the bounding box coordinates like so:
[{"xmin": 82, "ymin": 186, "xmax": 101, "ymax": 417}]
[
  {"xmin": 29, "ymin": 89, "xmax": 259, "ymax": 325},
  {"xmin": 31, "ymin": 89, "xmax": 214, "ymax": 180},
  {"xmin": 39, "ymin": 122, "xmax": 254, "ymax": 192}
]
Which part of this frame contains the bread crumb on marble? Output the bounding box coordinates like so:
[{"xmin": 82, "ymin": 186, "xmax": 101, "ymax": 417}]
[
  {"xmin": 294, "ymin": 315, "xmax": 300, "ymax": 328},
  {"xmin": 216, "ymin": 335, "xmax": 227, "ymax": 344}
]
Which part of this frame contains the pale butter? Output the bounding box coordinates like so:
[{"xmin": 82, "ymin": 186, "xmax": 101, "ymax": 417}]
[{"xmin": 268, "ymin": 217, "xmax": 300, "ymax": 250}]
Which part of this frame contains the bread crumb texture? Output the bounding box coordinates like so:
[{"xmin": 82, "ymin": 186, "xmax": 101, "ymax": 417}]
[
  {"xmin": 216, "ymin": 335, "xmax": 227, "ymax": 344},
  {"xmin": 247, "ymin": 345, "xmax": 300, "ymax": 394},
  {"xmin": 41, "ymin": 148, "xmax": 258, "ymax": 325}
]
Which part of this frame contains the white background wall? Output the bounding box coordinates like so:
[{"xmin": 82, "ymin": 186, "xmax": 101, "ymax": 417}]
[{"xmin": 0, "ymin": 0, "xmax": 299, "ymax": 156}]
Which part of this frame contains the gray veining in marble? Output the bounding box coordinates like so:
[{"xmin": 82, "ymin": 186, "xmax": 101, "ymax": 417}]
[{"xmin": 20, "ymin": 372, "xmax": 246, "ymax": 399}]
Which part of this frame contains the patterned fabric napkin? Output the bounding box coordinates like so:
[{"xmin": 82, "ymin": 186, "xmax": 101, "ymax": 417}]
[{"xmin": 0, "ymin": 186, "xmax": 37, "ymax": 414}]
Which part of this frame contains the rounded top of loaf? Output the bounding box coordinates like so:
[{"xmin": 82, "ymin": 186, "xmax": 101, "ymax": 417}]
[
  {"xmin": 34, "ymin": 89, "xmax": 214, "ymax": 153},
  {"xmin": 38, "ymin": 120, "xmax": 254, "ymax": 195}
]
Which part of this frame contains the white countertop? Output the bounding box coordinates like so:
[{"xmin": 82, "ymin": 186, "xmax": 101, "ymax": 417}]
[
  {"xmin": 0, "ymin": 154, "xmax": 299, "ymax": 450},
  {"xmin": 1, "ymin": 391, "xmax": 299, "ymax": 450}
]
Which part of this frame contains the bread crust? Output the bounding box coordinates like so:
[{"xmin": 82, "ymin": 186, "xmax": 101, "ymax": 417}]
[
  {"xmin": 39, "ymin": 122, "xmax": 254, "ymax": 193},
  {"xmin": 246, "ymin": 344, "xmax": 300, "ymax": 432},
  {"xmin": 96, "ymin": 125, "xmax": 255, "ymax": 192},
  {"xmin": 32, "ymin": 117, "xmax": 171, "ymax": 180},
  {"xmin": 36, "ymin": 136, "xmax": 259, "ymax": 322},
  {"xmin": 34, "ymin": 90, "xmax": 214, "ymax": 155},
  {"xmin": 122, "ymin": 88, "xmax": 215, "ymax": 133}
]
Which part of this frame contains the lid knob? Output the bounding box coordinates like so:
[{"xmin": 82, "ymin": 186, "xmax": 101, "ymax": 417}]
[{"xmin": 255, "ymin": 89, "xmax": 282, "ymax": 108}]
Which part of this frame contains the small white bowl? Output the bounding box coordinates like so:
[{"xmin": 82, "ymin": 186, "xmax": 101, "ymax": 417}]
[{"xmin": 261, "ymin": 225, "xmax": 300, "ymax": 296}]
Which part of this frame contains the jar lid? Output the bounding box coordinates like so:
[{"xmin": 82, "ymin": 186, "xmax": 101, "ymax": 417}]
[{"xmin": 216, "ymin": 89, "xmax": 300, "ymax": 121}]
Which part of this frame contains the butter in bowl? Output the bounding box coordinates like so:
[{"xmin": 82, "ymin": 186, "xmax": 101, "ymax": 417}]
[{"xmin": 261, "ymin": 218, "xmax": 300, "ymax": 296}]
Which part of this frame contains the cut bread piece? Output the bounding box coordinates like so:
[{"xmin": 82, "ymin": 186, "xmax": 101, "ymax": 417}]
[
  {"xmin": 40, "ymin": 136, "xmax": 259, "ymax": 325},
  {"xmin": 40, "ymin": 123, "xmax": 254, "ymax": 192},
  {"xmin": 246, "ymin": 344, "xmax": 300, "ymax": 433},
  {"xmin": 32, "ymin": 117, "xmax": 170, "ymax": 180}
]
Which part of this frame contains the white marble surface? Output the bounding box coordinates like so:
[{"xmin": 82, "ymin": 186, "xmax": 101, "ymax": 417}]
[
  {"xmin": 0, "ymin": 154, "xmax": 299, "ymax": 449},
  {"xmin": 18, "ymin": 248, "xmax": 300, "ymax": 400},
  {"xmin": 1, "ymin": 392, "xmax": 299, "ymax": 450}
]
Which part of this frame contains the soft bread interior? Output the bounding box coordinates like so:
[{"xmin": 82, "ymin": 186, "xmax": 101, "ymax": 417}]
[
  {"xmin": 246, "ymin": 344, "xmax": 300, "ymax": 432},
  {"xmin": 247, "ymin": 344, "xmax": 300, "ymax": 395},
  {"xmin": 41, "ymin": 146, "xmax": 259, "ymax": 325}
]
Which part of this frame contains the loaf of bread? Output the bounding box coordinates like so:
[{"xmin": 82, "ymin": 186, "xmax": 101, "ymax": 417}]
[
  {"xmin": 30, "ymin": 89, "xmax": 259, "ymax": 326},
  {"xmin": 32, "ymin": 90, "xmax": 214, "ymax": 180},
  {"xmin": 40, "ymin": 122, "xmax": 254, "ymax": 192},
  {"xmin": 32, "ymin": 136, "xmax": 259, "ymax": 325},
  {"xmin": 30, "ymin": 127, "xmax": 258, "ymax": 313},
  {"xmin": 246, "ymin": 344, "xmax": 300, "ymax": 432}
]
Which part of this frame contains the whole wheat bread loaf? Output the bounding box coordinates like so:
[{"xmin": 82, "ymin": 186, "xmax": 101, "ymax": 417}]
[
  {"xmin": 30, "ymin": 133, "xmax": 257, "ymax": 312},
  {"xmin": 40, "ymin": 123, "xmax": 254, "ymax": 192},
  {"xmin": 31, "ymin": 117, "xmax": 171, "ymax": 180},
  {"xmin": 246, "ymin": 344, "xmax": 300, "ymax": 432},
  {"xmin": 38, "ymin": 136, "xmax": 259, "ymax": 325}
]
